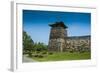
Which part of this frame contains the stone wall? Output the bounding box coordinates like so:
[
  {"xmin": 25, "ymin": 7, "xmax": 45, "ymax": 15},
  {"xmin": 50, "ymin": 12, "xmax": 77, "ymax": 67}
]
[
  {"xmin": 64, "ymin": 36, "xmax": 91, "ymax": 52},
  {"xmin": 48, "ymin": 22, "xmax": 90, "ymax": 52},
  {"xmin": 48, "ymin": 35, "xmax": 91, "ymax": 52},
  {"xmin": 48, "ymin": 38, "xmax": 66, "ymax": 52}
]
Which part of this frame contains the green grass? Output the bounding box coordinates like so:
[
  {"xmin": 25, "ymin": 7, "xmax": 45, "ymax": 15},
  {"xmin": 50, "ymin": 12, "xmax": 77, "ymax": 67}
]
[{"xmin": 32, "ymin": 52, "xmax": 91, "ymax": 62}]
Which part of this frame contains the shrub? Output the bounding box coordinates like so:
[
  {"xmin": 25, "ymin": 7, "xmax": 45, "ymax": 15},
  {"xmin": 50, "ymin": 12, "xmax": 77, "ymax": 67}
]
[
  {"xmin": 38, "ymin": 54, "xmax": 44, "ymax": 58},
  {"xmin": 42, "ymin": 51, "xmax": 47, "ymax": 54},
  {"xmin": 34, "ymin": 54, "xmax": 39, "ymax": 57},
  {"xmin": 69, "ymin": 49, "xmax": 75, "ymax": 53},
  {"xmin": 33, "ymin": 54, "xmax": 44, "ymax": 58},
  {"xmin": 49, "ymin": 52, "xmax": 53, "ymax": 55},
  {"xmin": 28, "ymin": 53, "xmax": 32, "ymax": 57}
]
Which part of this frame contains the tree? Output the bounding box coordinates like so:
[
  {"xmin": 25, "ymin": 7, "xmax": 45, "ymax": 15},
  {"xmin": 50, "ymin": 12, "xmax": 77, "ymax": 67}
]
[
  {"xmin": 33, "ymin": 42, "xmax": 48, "ymax": 52},
  {"xmin": 23, "ymin": 31, "xmax": 34, "ymax": 56},
  {"xmin": 23, "ymin": 31, "xmax": 48, "ymax": 57}
]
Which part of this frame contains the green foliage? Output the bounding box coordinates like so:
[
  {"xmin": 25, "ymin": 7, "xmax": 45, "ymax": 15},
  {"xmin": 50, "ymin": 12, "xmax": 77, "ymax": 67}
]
[
  {"xmin": 33, "ymin": 52, "xmax": 91, "ymax": 62},
  {"xmin": 33, "ymin": 42, "xmax": 48, "ymax": 52},
  {"xmin": 33, "ymin": 54, "xmax": 44, "ymax": 58},
  {"xmin": 48, "ymin": 52, "xmax": 53, "ymax": 55},
  {"xmin": 23, "ymin": 31, "xmax": 34, "ymax": 55},
  {"xmin": 23, "ymin": 31, "xmax": 48, "ymax": 56}
]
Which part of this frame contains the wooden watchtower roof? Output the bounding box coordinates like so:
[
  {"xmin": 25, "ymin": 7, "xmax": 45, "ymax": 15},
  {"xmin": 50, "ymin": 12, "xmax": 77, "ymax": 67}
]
[{"xmin": 49, "ymin": 21, "xmax": 68, "ymax": 29}]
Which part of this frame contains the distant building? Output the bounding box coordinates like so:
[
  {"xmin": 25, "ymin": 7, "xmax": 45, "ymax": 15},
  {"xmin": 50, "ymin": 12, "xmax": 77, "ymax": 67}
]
[{"xmin": 48, "ymin": 21, "xmax": 91, "ymax": 52}]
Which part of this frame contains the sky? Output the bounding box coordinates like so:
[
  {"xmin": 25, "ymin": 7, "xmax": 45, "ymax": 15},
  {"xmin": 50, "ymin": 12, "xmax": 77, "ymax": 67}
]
[{"xmin": 23, "ymin": 10, "xmax": 91, "ymax": 45}]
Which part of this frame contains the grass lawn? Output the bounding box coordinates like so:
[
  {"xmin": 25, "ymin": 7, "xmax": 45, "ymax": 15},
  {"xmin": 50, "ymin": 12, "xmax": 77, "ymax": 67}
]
[{"xmin": 32, "ymin": 52, "xmax": 91, "ymax": 62}]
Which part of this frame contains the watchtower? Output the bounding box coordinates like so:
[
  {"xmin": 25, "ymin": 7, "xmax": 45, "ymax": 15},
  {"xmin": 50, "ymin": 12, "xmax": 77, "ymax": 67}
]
[{"xmin": 48, "ymin": 21, "xmax": 68, "ymax": 52}]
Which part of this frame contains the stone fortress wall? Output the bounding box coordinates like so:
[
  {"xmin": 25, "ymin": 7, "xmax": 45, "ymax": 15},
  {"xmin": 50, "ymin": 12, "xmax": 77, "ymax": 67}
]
[
  {"xmin": 48, "ymin": 21, "xmax": 91, "ymax": 52},
  {"xmin": 64, "ymin": 36, "xmax": 91, "ymax": 52}
]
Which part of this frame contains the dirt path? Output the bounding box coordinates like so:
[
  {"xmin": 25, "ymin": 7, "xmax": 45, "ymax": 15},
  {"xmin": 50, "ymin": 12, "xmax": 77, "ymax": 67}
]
[{"xmin": 22, "ymin": 55, "xmax": 37, "ymax": 63}]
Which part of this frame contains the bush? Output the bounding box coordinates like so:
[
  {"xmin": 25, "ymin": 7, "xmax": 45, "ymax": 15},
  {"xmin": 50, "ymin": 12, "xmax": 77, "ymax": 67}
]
[
  {"xmin": 34, "ymin": 54, "xmax": 39, "ymax": 57},
  {"xmin": 38, "ymin": 54, "xmax": 44, "ymax": 58},
  {"xmin": 28, "ymin": 53, "xmax": 32, "ymax": 57},
  {"xmin": 69, "ymin": 49, "xmax": 74, "ymax": 53},
  {"xmin": 36, "ymin": 51, "xmax": 40, "ymax": 53},
  {"xmin": 33, "ymin": 54, "xmax": 44, "ymax": 58},
  {"xmin": 42, "ymin": 51, "xmax": 47, "ymax": 54},
  {"xmin": 49, "ymin": 52, "xmax": 53, "ymax": 55},
  {"xmin": 70, "ymin": 51, "xmax": 73, "ymax": 53}
]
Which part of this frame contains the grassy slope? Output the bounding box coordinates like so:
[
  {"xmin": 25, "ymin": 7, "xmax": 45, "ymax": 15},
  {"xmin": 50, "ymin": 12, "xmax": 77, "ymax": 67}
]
[{"xmin": 32, "ymin": 52, "xmax": 91, "ymax": 62}]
